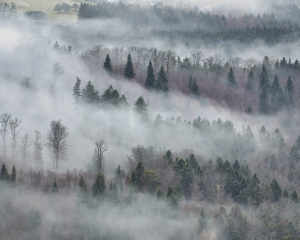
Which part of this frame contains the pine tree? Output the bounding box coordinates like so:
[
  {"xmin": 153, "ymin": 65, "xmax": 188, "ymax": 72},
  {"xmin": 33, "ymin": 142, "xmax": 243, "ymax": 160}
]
[
  {"xmin": 82, "ymin": 81, "xmax": 100, "ymax": 104},
  {"xmin": 103, "ymin": 54, "xmax": 113, "ymax": 76},
  {"xmin": 144, "ymin": 60, "xmax": 155, "ymax": 90},
  {"xmin": 283, "ymin": 189, "xmax": 289, "ymax": 198},
  {"xmin": 228, "ymin": 67, "xmax": 237, "ymax": 87},
  {"xmin": 0, "ymin": 163, "xmax": 9, "ymax": 180},
  {"xmin": 124, "ymin": 53, "xmax": 135, "ymax": 79},
  {"xmin": 285, "ymin": 76, "xmax": 294, "ymax": 107},
  {"xmin": 92, "ymin": 173, "xmax": 105, "ymax": 197},
  {"xmin": 260, "ymin": 64, "xmax": 270, "ymax": 90},
  {"xmin": 290, "ymin": 145, "xmax": 300, "ymax": 163},
  {"xmin": 73, "ymin": 77, "xmax": 81, "ymax": 101},
  {"xmin": 78, "ymin": 176, "xmax": 89, "ymax": 204},
  {"xmin": 52, "ymin": 178, "xmax": 59, "ymax": 193},
  {"xmin": 188, "ymin": 75, "xmax": 193, "ymax": 93},
  {"xmin": 271, "ymin": 74, "xmax": 280, "ymax": 111},
  {"xmin": 276, "ymin": 86, "xmax": 286, "ymax": 112},
  {"xmin": 11, "ymin": 165, "xmax": 16, "ymax": 183},
  {"xmin": 270, "ymin": 179, "xmax": 282, "ymax": 202},
  {"xmin": 191, "ymin": 78, "xmax": 200, "ymax": 97},
  {"xmin": 134, "ymin": 96, "xmax": 149, "ymax": 122},
  {"xmin": 291, "ymin": 190, "xmax": 299, "ymax": 202},
  {"xmin": 156, "ymin": 65, "xmax": 168, "ymax": 92},
  {"xmin": 258, "ymin": 86, "xmax": 270, "ymax": 115},
  {"xmin": 246, "ymin": 69, "xmax": 254, "ymax": 91}
]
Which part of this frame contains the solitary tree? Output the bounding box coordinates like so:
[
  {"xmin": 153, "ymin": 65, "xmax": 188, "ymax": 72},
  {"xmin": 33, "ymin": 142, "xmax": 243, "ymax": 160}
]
[
  {"xmin": 47, "ymin": 120, "xmax": 69, "ymax": 171},
  {"xmin": 94, "ymin": 140, "xmax": 108, "ymax": 173},
  {"xmin": 124, "ymin": 53, "xmax": 135, "ymax": 79},
  {"xmin": 103, "ymin": 54, "xmax": 113, "ymax": 76},
  {"xmin": 144, "ymin": 60, "xmax": 155, "ymax": 90}
]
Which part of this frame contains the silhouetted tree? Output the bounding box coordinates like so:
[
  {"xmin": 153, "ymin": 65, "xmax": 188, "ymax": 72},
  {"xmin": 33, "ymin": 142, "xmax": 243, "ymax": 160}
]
[
  {"xmin": 103, "ymin": 54, "xmax": 113, "ymax": 76},
  {"xmin": 124, "ymin": 53, "xmax": 135, "ymax": 79},
  {"xmin": 144, "ymin": 60, "xmax": 155, "ymax": 89}
]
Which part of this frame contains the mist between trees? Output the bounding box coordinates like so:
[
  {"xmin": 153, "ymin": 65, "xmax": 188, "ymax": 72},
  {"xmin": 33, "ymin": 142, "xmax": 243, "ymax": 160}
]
[{"xmin": 2, "ymin": 1, "xmax": 300, "ymax": 239}]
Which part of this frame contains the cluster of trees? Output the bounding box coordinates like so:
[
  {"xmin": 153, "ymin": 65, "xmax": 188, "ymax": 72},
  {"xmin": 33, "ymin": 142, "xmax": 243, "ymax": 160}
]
[{"xmin": 54, "ymin": 3, "xmax": 79, "ymax": 13}]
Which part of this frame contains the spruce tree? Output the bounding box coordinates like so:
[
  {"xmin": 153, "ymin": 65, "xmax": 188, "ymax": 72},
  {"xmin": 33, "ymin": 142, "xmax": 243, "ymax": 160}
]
[
  {"xmin": 82, "ymin": 81, "xmax": 100, "ymax": 104},
  {"xmin": 188, "ymin": 75, "xmax": 193, "ymax": 93},
  {"xmin": 276, "ymin": 86, "xmax": 286, "ymax": 112},
  {"xmin": 134, "ymin": 96, "xmax": 149, "ymax": 122},
  {"xmin": 228, "ymin": 67, "xmax": 237, "ymax": 87},
  {"xmin": 92, "ymin": 173, "xmax": 105, "ymax": 197},
  {"xmin": 191, "ymin": 78, "xmax": 200, "ymax": 97},
  {"xmin": 124, "ymin": 53, "xmax": 135, "ymax": 79},
  {"xmin": 283, "ymin": 189, "xmax": 289, "ymax": 198},
  {"xmin": 11, "ymin": 165, "xmax": 16, "ymax": 183},
  {"xmin": 246, "ymin": 69, "xmax": 254, "ymax": 91},
  {"xmin": 260, "ymin": 64, "xmax": 270, "ymax": 90},
  {"xmin": 290, "ymin": 145, "xmax": 300, "ymax": 163},
  {"xmin": 103, "ymin": 54, "xmax": 113, "ymax": 76},
  {"xmin": 156, "ymin": 188, "xmax": 164, "ymax": 200},
  {"xmin": 52, "ymin": 178, "xmax": 59, "ymax": 193},
  {"xmin": 156, "ymin": 65, "xmax": 168, "ymax": 92},
  {"xmin": 73, "ymin": 77, "xmax": 81, "ymax": 101},
  {"xmin": 78, "ymin": 176, "xmax": 89, "ymax": 204},
  {"xmin": 0, "ymin": 163, "xmax": 9, "ymax": 180},
  {"xmin": 291, "ymin": 190, "xmax": 299, "ymax": 202},
  {"xmin": 144, "ymin": 60, "xmax": 155, "ymax": 89},
  {"xmin": 258, "ymin": 86, "xmax": 270, "ymax": 115},
  {"xmin": 271, "ymin": 74, "xmax": 280, "ymax": 111},
  {"xmin": 285, "ymin": 76, "xmax": 294, "ymax": 107},
  {"xmin": 270, "ymin": 179, "xmax": 282, "ymax": 202}
]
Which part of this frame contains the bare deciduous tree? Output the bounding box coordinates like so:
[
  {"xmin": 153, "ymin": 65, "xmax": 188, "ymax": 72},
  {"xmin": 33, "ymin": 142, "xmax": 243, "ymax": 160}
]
[
  {"xmin": 47, "ymin": 120, "xmax": 69, "ymax": 171},
  {"xmin": 52, "ymin": 62, "xmax": 64, "ymax": 88},
  {"xmin": 190, "ymin": 50, "xmax": 205, "ymax": 67},
  {"xmin": 9, "ymin": 117, "xmax": 22, "ymax": 162},
  {"xmin": 34, "ymin": 130, "xmax": 43, "ymax": 169},
  {"xmin": 20, "ymin": 133, "xmax": 31, "ymax": 168},
  {"xmin": 0, "ymin": 113, "xmax": 12, "ymax": 159},
  {"xmin": 130, "ymin": 145, "xmax": 154, "ymax": 168},
  {"xmin": 94, "ymin": 140, "xmax": 108, "ymax": 173}
]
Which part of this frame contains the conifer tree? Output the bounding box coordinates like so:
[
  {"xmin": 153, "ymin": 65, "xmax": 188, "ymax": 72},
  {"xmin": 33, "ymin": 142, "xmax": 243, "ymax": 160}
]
[
  {"xmin": 144, "ymin": 60, "xmax": 155, "ymax": 89},
  {"xmin": 0, "ymin": 163, "xmax": 9, "ymax": 180},
  {"xmin": 11, "ymin": 165, "xmax": 16, "ymax": 183},
  {"xmin": 156, "ymin": 188, "xmax": 164, "ymax": 200},
  {"xmin": 258, "ymin": 86, "xmax": 270, "ymax": 115},
  {"xmin": 270, "ymin": 179, "xmax": 282, "ymax": 202},
  {"xmin": 103, "ymin": 54, "xmax": 113, "ymax": 76},
  {"xmin": 135, "ymin": 161, "xmax": 145, "ymax": 189},
  {"xmin": 285, "ymin": 76, "xmax": 294, "ymax": 107},
  {"xmin": 283, "ymin": 189, "xmax": 289, "ymax": 198},
  {"xmin": 134, "ymin": 96, "xmax": 149, "ymax": 122},
  {"xmin": 73, "ymin": 77, "xmax": 81, "ymax": 101},
  {"xmin": 227, "ymin": 67, "xmax": 237, "ymax": 87},
  {"xmin": 78, "ymin": 176, "xmax": 89, "ymax": 204},
  {"xmin": 124, "ymin": 53, "xmax": 135, "ymax": 79},
  {"xmin": 82, "ymin": 81, "xmax": 100, "ymax": 104},
  {"xmin": 260, "ymin": 64, "xmax": 270, "ymax": 90},
  {"xmin": 52, "ymin": 178, "xmax": 59, "ymax": 193},
  {"xmin": 92, "ymin": 173, "xmax": 105, "ymax": 197},
  {"xmin": 290, "ymin": 145, "xmax": 300, "ymax": 163},
  {"xmin": 291, "ymin": 190, "xmax": 299, "ymax": 202},
  {"xmin": 246, "ymin": 69, "xmax": 254, "ymax": 91},
  {"xmin": 191, "ymin": 78, "xmax": 200, "ymax": 97},
  {"xmin": 156, "ymin": 65, "xmax": 168, "ymax": 92}
]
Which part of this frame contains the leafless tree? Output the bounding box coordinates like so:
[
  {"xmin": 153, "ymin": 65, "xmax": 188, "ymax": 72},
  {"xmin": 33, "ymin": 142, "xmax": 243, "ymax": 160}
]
[
  {"xmin": 33, "ymin": 130, "xmax": 43, "ymax": 169},
  {"xmin": 47, "ymin": 120, "xmax": 69, "ymax": 171},
  {"xmin": 0, "ymin": 113, "xmax": 11, "ymax": 159},
  {"xmin": 52, "ymin": 62, "xmax": 64, "ymax": 88},
  {"xmin": 165, "ymin": 50, "xmax": 176, "ymax": 73},
  {"xmin": 20, "ymin": 133, "xmax": 31, "ymax": 168},
  {"xmin": 190, "ymin": 50, "xmax": 205, "ymax": 67},
  {"xmin": 94, "ymin": 140, "xmax": 108, "ymax": 173},
  {"xmin": 9, "ymin": 117, "xmax": 22, "ymax": 162},
  {"xmin": 130, "ymin": 145, "xmax": 154, "ymax": 168}
]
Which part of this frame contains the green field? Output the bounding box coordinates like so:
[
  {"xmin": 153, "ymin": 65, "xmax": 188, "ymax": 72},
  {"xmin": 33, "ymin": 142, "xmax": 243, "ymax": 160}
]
[{"xmin": 5, "ymin": 0, "xmax": 84, "ymax": 22}]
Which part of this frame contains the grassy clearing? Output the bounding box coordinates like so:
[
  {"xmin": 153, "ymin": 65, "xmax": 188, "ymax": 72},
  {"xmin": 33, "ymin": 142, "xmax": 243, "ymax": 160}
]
[{"xmin": 5, "ymin": 0, "xmax": 84, "ymax": 22}]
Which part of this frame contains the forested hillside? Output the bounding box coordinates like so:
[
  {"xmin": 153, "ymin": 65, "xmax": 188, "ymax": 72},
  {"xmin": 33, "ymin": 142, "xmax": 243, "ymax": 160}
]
[{"xmin": 1, "ymin": 1, "xmax": 300, "ymax": 240}]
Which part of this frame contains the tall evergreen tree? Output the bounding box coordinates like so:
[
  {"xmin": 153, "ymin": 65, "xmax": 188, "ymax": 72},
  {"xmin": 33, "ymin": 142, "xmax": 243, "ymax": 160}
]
[
  {"xmin": 188, "ymin": 75, "xmax": 193, "ymax": 92},
  {"xmin": 92, "ymin": 173, "xmax": 105, "ymax": 197},
  {"xmin": 270, "ymin": 179, "xmax": 282, "ymax": 202},
  {"xmin": 73, "ymin": 77, "xmax": 81, "ymax": 101},
  {"xmin": 228, "ymin": 67, "xmax": 237, "ymax": 87},
  {"xmin": 144, "ymin": 60, "xmax": 155, "ymax": 89},
  {"xmin": 260, "ymin": 64, "xmax": 270, "ymax": 90},
  {"xmin": 82, "ymin": 81, "xmax": 100, "ymax": 104},
  {"xmin": 134, "ymin": 96, "xmax": 149, "ymax": 122},
  {"xmin": 52, "ymin": 178, "xmax": 59, "ymax": 193},
  {"xmin": 191, "ymin": 79, "xmax": 200, "ymax": 97},
  {"xmin": 103, "ymin": 54, "xmax": 113, "ymax": 76},
  {"xmin": 0, "ymin": 163, "xmax": 9, "ymax": 180},
  {"xmin": 156, "ymin": 65, "xmax": 168, "ymax": 92},
  {"xmin": 291, "ymin": 190, "xmax": 299, "ymax": 202},
  {"xmin": 271, "ymin": 74, "xmax": 280, "ymax": 111},
  {"xmin": 11, "ymin": 165, "xmax": 16, "ymax": 183},
  {"xmin": 246, "ymin": 69, "xmax": 254, "ymax": 91},
  {"xmin": 285, "ymin": 76, "xmax": 295, "ymax": 107},
  {"xmin": 124, "ymin": 53, "xmax": 135, "ymax": 79},
  {"xmin": 258, "ymin": 86, "xmax": 270, "ymax": 115}
]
